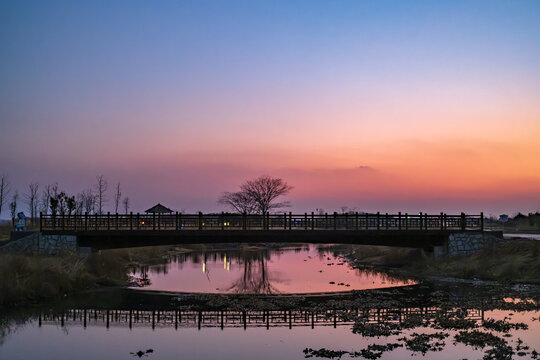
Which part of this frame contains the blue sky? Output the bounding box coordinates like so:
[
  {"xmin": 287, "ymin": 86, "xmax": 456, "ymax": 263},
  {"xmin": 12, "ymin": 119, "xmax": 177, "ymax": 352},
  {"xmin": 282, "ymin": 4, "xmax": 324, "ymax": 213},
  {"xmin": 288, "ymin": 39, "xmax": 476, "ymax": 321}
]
[{"xmin": 1, "ymin": 0, "xmax": 539, "ymax": 215}]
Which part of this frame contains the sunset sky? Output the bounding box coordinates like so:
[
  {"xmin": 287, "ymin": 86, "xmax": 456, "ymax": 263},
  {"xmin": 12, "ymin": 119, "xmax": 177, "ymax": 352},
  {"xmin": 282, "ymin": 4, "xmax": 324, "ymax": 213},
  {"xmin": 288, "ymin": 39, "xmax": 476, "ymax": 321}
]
[{"xmin": 1, "ymin": 1, "xmax": 539, "ymax": 216}]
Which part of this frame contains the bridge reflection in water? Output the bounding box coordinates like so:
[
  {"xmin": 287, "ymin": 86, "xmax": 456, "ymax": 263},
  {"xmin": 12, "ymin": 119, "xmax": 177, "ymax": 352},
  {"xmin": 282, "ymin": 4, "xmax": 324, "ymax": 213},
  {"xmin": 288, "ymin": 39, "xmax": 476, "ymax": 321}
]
[{"xmin": 39, "ymin": 307, "xmax": 484, "ymax": 331}]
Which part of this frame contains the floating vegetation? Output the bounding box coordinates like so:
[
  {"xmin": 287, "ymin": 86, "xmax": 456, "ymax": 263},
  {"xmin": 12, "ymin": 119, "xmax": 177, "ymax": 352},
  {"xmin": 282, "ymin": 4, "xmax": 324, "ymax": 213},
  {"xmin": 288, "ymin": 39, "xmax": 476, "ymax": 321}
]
[
  {"xmin": 353, "ymin": 343, "xmax": 402, "ymax": 359},
  {"xmin": 303, "ymin": 348, "xmax": 348, "ymax": 359},
  {"xmin": 399, "ymin": 314, "xmax": 426, "ymax": 329},
  {"xmin": 482, "ymin": 318, "xmax": 528, "ymax": 333},
  {"xmin": 303, "ymin": 343, "xmax": 402, "ymax": 359},
  {"xmin": 130, "ymin": 349, "xmax": 154, "ymax": 358},
  {"xmin": 454, "ymin": 330, "xmax": 505, "ymax": 348},
  {"xmin": 398, "ymin": 332, "xmax": 448, "ymax": 355},
  {"xmin": 352, "ymin": 321, "xmax": 401, "ymax": 337},
  {"xmin": 433, "ymin": 315, "xmax": 477, "ymax": 330},
  {"xmin": 482, "ymin": 343, "xmax": 514, "ymax": 360}
]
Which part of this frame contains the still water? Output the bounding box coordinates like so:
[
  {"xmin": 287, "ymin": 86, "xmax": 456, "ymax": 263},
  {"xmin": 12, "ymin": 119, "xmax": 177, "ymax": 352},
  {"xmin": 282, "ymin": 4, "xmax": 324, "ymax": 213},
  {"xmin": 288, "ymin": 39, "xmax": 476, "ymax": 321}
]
[
  {"xmin": 1, "ymin": 305, "xmax": 539, "ymax": 359},
  {"xmin": 127, "ymin": 244, "xmax": 414, "ymax": 294},
  {"xmin": 1, "ymin": 244, "xmax": 539, "ymax": 360}
]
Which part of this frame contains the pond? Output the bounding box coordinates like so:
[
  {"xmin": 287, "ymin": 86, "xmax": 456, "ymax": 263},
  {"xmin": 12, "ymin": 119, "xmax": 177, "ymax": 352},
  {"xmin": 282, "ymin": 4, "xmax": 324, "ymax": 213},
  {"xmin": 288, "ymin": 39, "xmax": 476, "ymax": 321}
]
[
  {"xmin": 1, "ymin": 289, "xmax": 539, "ymax": 360},
  {"xmin": 1, "ymin": 244, "xmax": 539, "ymax": 360},
  {"xmin": 126, "ymin": 244, "xmax": 415, "ymax": 294}
]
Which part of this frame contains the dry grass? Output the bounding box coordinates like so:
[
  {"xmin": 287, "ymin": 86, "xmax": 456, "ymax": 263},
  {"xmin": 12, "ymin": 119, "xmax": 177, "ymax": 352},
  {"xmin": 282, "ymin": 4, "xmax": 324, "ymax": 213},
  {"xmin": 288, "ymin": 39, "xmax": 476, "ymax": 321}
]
[
  {"xmin": 0, "ymin": 251, "xmax": 128, "ymax": 308},
  {"xmin": 421, "ymin": 239, "xmax": 540, "ymax": 283},
  {"xmin": 348, "ymin": 239, "xmax": 540, "ymax": 284},
  {"xmin": 0, "ymin": 225, "xmax": 11, "ymax": 243}
]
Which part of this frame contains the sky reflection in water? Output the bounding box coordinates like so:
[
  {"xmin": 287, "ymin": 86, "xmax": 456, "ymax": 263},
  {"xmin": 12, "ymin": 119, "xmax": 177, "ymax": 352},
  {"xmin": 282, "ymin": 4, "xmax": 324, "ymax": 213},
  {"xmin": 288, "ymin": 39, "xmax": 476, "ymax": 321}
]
[{"xmin": 128, "ymin": 244, "xmax": 415, "ymax": 294}]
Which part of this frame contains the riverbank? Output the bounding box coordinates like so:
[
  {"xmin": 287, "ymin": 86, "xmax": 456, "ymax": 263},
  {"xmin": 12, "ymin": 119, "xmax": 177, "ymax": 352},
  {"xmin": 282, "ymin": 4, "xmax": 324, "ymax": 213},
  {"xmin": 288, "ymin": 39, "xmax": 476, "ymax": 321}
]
[
  {"xmin": 343, "ymin": 238, "xmax": 540, "ymax": 284},
  {"xmin": 0, "ymin": 252, "xmax": 128, "ymax": 308}
]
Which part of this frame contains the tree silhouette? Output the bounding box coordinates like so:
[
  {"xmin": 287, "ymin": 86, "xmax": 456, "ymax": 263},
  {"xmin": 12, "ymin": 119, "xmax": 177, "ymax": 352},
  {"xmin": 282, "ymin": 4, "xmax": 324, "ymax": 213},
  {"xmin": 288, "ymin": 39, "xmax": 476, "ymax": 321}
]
[{"xmin": 219, "ymin": 175, "xmax": 293, "ymax": 214}]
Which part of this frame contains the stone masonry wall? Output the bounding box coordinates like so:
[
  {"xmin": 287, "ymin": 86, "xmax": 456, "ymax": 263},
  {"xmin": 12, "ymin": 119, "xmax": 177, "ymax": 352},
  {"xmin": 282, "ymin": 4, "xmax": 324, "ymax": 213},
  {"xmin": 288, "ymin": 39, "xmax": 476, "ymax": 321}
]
[
  {"xmin": 448, "ymin": 233, "xmax": 485, "ymax": 256},
  {"xmin": 0, "ymin": 232, "xmax": 78, "ymax": 255}
]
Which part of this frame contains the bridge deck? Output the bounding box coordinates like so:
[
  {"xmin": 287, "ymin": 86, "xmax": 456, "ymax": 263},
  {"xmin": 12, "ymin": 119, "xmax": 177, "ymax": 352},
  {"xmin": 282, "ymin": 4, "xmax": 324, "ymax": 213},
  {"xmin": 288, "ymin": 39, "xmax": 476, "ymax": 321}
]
[
  {"xmin": 39, "ymin": 212, "xmax": 484, "ymax": 249},
  {"xmin": 40, "ymin": 212, "xmax": 483, "ymax": 232}
]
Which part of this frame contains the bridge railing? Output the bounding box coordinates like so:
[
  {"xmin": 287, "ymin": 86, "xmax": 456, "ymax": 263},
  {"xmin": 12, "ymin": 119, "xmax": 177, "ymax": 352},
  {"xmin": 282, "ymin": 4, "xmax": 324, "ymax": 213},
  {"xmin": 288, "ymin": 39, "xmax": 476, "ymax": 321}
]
[
  {"xmin": 39, "ymin": 212, "xmax": 484, "ymax": 231},
  {"xmin": 39, "ymin": 307, "xmax": 484, "ymax": 330}
]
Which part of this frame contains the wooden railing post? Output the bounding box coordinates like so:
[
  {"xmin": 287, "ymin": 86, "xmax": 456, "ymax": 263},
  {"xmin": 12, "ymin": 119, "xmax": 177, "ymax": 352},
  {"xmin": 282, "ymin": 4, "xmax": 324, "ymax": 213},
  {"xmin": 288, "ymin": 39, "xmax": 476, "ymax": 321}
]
[
  {"xmin": 325, "ymin": 213, "xmax": 328, "ymax": 229},
  {"xmin": 365, "ymin": 213, "xmax": 369, "ymax": 230},
  {"xmin": 243, "ymin": 212, "xmax": 247, "ymax": 230},
  {"xmin": 444, "ymin": 213, "xmax": 447, "ymax": 230},
  {"xmin": 398, "ymin": 212, "xmax": 401, "ymax": 230},
  {"xmin": 355, "ymin": 212, "xmax": 359, "ymax": 230},
  {"xmin": 376, "ymin": 212, "xmax": 380, "ymax": 230},
  {"xmin": 107, "ymin": 212, "xmax": 110, "ymax": 230},
  {"xmin": 405, "ymin": 213, "xmax": 408, "ymax": 230},
  {"xmin": 221, "ymin": 212, "xmax": 225, "ymax": 230},
  {"xmin": 440, "ymin": 212, "xmax": 444, "ymax": 231},
  {"xmin": 95, "ymin": 213, "xmax": 98, "ymax": 230},
  {"xmin": 311, "ymin": 212, "xmax": 314, "ymax": 230},
  {"xmin": 480, "ymin": 212, "xmax": 484, "ymax": 231},
  {"xmin": 130, "ymin": 212, "xmax": 133, "ymax": 231},
  {"xmin": 39, "ymin": 212, "xmax": 43, "ymax": 232},
  {"xmin": 461, "ymin": 212, "xmax": 466, "ymax": 230},
  {"xmin": 289, "ymin": 212, "xmax": 292, "ymax": 230},
  {"xmin": 153, "ymin": 213, "xmax": 156, "ymax": 230},
  {"xmin": 304, "ymin": 213, "xmax": 308, "ymax": 230},
  {"xmin": 345, "ymin": 213, "xmax": 348, "ymax": 230},
  {"xmin": 419, "ymin": 212, "xmax": 422, "ymax": 230},
  {"xmin": 385, "ymin": 213, "xmax": 389, "ymax": 230},
  {"xmin": 333, "ymin": 212, "xmax": 337, "ymax": 230},
  {"xmin": 85, "ymin": 212, "xmax": 88, "ymax": 231},
  {"xmin": 198, "ymin": 212, "xmax": 203, "ymax": 230},
  {"xmin": 175, "ymin": 212, "xmax": 178, "ymax": 230},
  {"xmin": 136, "ymin": 213, "xmax": 140, "ymax": 230},
  {"xmin": 179, "ymin": 213, "xmax": 182, "ymax": 230},
  {"xmin": 116, "ymin": 213, "xmax": 119, "ymax": 230},
  {"xmin": 158, "ymin": 213, "xmax": 161, "ymax": 230}
]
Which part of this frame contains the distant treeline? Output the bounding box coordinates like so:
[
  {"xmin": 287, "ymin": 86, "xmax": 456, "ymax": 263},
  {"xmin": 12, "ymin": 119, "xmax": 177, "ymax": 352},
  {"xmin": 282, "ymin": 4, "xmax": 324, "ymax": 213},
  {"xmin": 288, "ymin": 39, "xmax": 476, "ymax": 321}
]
[{"xmin": 486, "ymin": 212, "xmax": 540, "ymax": 230}]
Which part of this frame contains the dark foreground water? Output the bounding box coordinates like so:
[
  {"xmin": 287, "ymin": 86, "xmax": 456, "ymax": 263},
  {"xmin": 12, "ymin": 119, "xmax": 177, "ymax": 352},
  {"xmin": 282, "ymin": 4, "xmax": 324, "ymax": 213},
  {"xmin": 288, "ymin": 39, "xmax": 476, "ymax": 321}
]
[
  {"xmin": 2, "ymin": 300, "xmax": 539, "ymax": 360},
  {"xmin": 1, "ymin": 244, "xmax": 539, "ymax": 360}
]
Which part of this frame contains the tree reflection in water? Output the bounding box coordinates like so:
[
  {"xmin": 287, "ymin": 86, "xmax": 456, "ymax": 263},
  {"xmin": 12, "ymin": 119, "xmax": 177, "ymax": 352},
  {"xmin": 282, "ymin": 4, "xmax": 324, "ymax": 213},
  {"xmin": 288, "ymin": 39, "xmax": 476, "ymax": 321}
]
[{"xmin": 226, "ymin": 256, "xmax": 280, "ymax": 294}]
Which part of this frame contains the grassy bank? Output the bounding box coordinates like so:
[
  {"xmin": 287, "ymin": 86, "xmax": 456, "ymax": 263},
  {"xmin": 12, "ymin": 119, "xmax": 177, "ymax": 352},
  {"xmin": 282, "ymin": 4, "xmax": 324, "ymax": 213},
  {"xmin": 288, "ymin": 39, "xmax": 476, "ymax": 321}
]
[
  {"xmin": 0, "ymin": 251, "xmax": 129, "ymax": 308},
  {"xmin": 345, "ymin": 238, "xmax": 540, "ymax": 284}
]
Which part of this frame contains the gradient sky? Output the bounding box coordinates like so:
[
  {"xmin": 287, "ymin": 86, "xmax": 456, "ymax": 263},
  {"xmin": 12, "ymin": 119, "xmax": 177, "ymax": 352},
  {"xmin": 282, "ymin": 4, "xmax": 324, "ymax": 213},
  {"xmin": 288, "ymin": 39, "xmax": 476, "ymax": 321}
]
[{"xmin": 1, "ymin": 0, "xmax": 539, "ymax": 216}]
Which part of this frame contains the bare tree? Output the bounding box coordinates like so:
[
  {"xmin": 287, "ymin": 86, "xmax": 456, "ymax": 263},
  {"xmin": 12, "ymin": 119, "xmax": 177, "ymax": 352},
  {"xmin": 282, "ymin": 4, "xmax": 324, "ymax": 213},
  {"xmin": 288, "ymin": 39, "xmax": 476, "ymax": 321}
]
[
  {"xmin": 75, "ymin": 192, "xmax": 84, "ymax": 215},
  {"xmin": 239, "ymin": 175, "xmax": 293, "ymax": 214},
  {"xmin": 80, "ymin": 189, "xmax": 96, "ymax": 214},
  {"xmin": 26, "ymin": 182, "xmax": 39, "ymax": 222},
  {"xmin": 95, "ymin": 175, "xmax": 108, "ymax": 215},
  {"xmin": 40, "ymin": 184, "xmax": 53, "ymax": 215},
  {"xmin": 9, "ymin": 191, "xmax": 18, "ymax": 225},
  {"xmin": 0, "ymin": 175, "xmax": 10, "ymax": 218},
  {"xmin": 218, "ymin": 191, "xmax": 256, "ymax": 214},
  {"xmin": 122, "ymin": 197, "xmax": 130, "ymax": 214},
  {"xmin": 114, "ymin": 182, "xmax": 121, "ymax": 213}
]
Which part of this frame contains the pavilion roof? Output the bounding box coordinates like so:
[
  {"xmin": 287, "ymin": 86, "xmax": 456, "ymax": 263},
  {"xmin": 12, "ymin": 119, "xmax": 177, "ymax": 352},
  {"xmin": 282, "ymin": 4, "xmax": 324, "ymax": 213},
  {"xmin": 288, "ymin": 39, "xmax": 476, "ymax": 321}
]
[{"xmin": 144, "ymin": 203, "xmax": 173, "ymax": 213}]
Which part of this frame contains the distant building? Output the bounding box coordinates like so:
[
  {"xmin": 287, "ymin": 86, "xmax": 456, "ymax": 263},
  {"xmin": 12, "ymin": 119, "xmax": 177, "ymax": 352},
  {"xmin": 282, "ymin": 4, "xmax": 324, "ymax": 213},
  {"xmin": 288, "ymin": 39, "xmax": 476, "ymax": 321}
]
[
  {"xmin": 499, "ymin": 214, "xmax": 509, "ymax": 222},
  {"xmin": 145, "ymin": 203, "xmax": 174, "ymax": 214}
]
